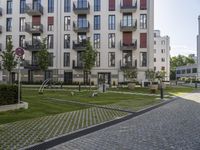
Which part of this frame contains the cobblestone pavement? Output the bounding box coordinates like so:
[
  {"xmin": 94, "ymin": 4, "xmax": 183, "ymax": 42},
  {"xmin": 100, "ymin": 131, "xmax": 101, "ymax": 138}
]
[{"xmin": 50, "ymin": 92, "xmax": 200, "ymax": 150}]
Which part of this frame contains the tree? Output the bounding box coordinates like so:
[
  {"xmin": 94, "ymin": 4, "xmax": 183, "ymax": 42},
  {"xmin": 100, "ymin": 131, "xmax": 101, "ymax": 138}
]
[
  {"xmin": 0, "ymin": 38, "xmax": 17, "ymax": 84},
  {"xmin": 145, "ymin": 69, "xmax": 156, "ymax": 84},
  {"xmin": 37, "ymin": 38, "xmax": 49, "ymax": 78},
  {"xmin": 170, "ymin": 55, "xmax": 195, "ymax": 80},
  {"xmin": 123, "ymin": 68, "xmax": 137, "ymax": 82},
  {"xmin": 82, "ymin": 40, "xmax": 97, "ymax": 85}
]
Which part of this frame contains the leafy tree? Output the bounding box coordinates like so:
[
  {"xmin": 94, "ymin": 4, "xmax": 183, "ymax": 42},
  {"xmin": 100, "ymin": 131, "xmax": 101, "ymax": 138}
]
[
  {"xmin": 37, "ymin": 38, "xmax": 49, "ymax": 77},
  {"xmin": 145, "ymin": 69, "xmax": 156, "ymax": 83},
  {"xmin": 156, "ymin": 71, "xmax": 166, "ymax": 82},
  {"xmin": 0, "ymin": 38, "xmax": 17, "ymax": 84},
  {"xmin": 82, "ymin": 40, "xmax": 97, "ymax": 85},
  {"xmin": 170, "ymin": 55, "xmax": 195, "ymax": 80},
  {"xmin": 123, "ymin": 68, "xmax": 137, "ymax": 82}
]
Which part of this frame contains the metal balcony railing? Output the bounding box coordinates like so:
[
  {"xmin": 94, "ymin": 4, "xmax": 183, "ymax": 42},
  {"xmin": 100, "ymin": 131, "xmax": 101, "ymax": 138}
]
[
  {"xmin": 120, "ymin": 0, "xmax": 137, "ymax": 12},
  {"xmin": 120, "ymin": 19, "xmax": 137, "ymax": 31},
  {"xmin": 73, "ymin": 40, "xmax": 88, "ymax": 50},
  {"xmin": 25, "ymin": 3, "xmax": 43, "ymax": 15},
  {"xmin": 120, "ymin": 40, "xmax": 137, "ymax": 50},
  {"xmin": 72, "ymin": 60, "xmax": 84, "ymax": 69},
  {"xmin": 73, "ymin": 1, "xmax": 90, "ymax": 14},
  {"xmin": 120, "ymin": 60, "xmax": 137, "ymax": 69},
  {"xmin": 73, "ymin": 20, "xmax": 90, "ymax": 32},
  {"xmin": 25, "ymin": 22, "xmax": 43, "ymax": 33},
  {"xmin": 23, "ymin": 40, "xmax": 42, "ymax": 51},
  {"xmin": 23, "ymin": 60, "xmax": 40, "ymax": 70}
]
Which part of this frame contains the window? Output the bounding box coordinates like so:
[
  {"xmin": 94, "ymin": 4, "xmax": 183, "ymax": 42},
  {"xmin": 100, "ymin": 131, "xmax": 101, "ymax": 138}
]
[
  {"xmin": 154, "ymin": 67, "xmax": 156, "ymax": 71},
  {"xmin": 47, "ymin": 35, "xmax": 54, "ymax": 49},
  {"xmin": 108, "ymin": 15, "xmax": 115, "ymax": 30},
  {"xmin": 64, "ymin": 16, "xmax": 71, "ymax": 31},
  {"xmin": 176, "ymin": 70, "xmax": 181, "ymax": 74},
  {"xmin": 19, "ymin": 35, "xmax": 25, "ymax": 47},
  {"xmin": 161, "ymin": 49, "xmax": 165, "ymax": 53},
  {"xmin": 122, "ymin": 14, "xmax": 132, "ymax": 27},
  {"xmin": 140, "ymin": 0, "xmax": 147, "ymax": 10},
  {"xmin": 122, "ymin": 51, "xmax": 132, "ymax": 66},
  {"xmin": 192, "ymin": 68, "xmax": 197, "ymax": 73},
  {"xmin": 187, "ymin": 69, "xmax": 191, "ymax": 74},
  {"xmin": 48, "ymin": 0, "xmax": 54, "ymax": 13},
  {"xmin": 94, "ymin": 0, "xmax": 101, "ymax": 11},
  {"xmin": 109, "ymin": 0, "xmax": 115, "ymax": 11},
  {"xmin": 162, "ymin": 67, "xmax": 165, "ymax": 71},
  {"xmin": 95, "ymin": 52, "xmax": 100, "ymax": 67},
  {"xmin": 140, "ymin": 52, "xmax": 147, "ymax": 67},
  {"xmin": 64, "ymin": 0, "xmax": 71, "ymax": 12},
  {"xmin": 94, "ymin": 34, "xmax": 100, "ymax": 49},
  {"xmin": 64, "ymin": 34, "xmax": 70, "ymax": 49},
  {"xmin": 20, "ymin": 0, "xmax": 26, "ymax": 14},
  {"xmin": 154, "ymin": 41, "xmax": 156, "ymax": 45},
  {"xmin": 64, "ymin": 52, "xmax": 70, "ymax": 67},
  {"xmin": 140, "ymin": 33, "xmax": 147, "ymax": 48},
  {"xmin": 19, "ymin": 17, "xmax": 25, "ymax": 32},
  {"xmin": 48, "ymin": 17, "xmax": 54, "ymax": 31},
  {"xmin": 6, "ymin": 35, "xmax": 12, "ymax": 48},
  {"xmin": 154, "ymin": 58, "xmax": 156, "ymax": 62},
  {"xmin": 108, "ymin": 52, "xmax": 115, "ymax": 67},
  {"xmin": 6, "ymin": 18, "xmax": 12, "ymax": 32},
  {"xmin": 108, "ymin": 33, "xmax": 115, "ymax": 48},
  {"xmin": 161, "ymin": 58, "xmax": 165, "ymax": 62},
  {"xmin": 7, "ymin": 0, "xmax": 12, "ymax": 14},
  {"xmin": 48, "ymin": 53, "xmax": 54, "ymax": 67},
  {"xmin": 161, "ymin": 40, "xmax": 165, "ymax": 45},
  {"xmin": 140, "ymin": 14, "xmax": 147, "ymax": 29},
  {"xmin": 94, "ymin": 15, "xmax": 100, "ymax": 30}
]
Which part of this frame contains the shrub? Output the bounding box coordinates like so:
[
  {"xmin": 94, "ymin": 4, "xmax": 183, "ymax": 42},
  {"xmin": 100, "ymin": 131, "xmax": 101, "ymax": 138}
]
[{"xmin": 0, "ymin": 84, "xmax": 18, "ymax": 106}]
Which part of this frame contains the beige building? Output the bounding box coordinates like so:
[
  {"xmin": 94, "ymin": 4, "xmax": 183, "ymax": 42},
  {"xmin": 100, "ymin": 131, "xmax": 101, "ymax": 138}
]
[
  {"xmin": 0, "ymin": 0, "xmax": 154, "ymax": 85},
  {"xmin": 153, "ymin": 30, "xmax": 170, "ymax": 81}
]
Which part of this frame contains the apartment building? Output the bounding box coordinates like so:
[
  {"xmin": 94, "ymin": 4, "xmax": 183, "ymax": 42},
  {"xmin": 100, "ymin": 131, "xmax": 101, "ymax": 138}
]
[
  {"xmin": 0, "ymin": 0, "xmax": 154, "ymax": 85},
  {"xmin": 153, "ymin": 30, "xmax": 170, "ymax": 81}
]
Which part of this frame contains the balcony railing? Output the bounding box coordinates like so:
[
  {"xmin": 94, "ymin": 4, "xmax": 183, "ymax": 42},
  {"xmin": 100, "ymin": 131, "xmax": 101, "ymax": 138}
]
[
  {"xmin": 120, "ymin": 0, "xmax": 137, "ymax": 12},
  {"xmin": 73, "ymin": 60, "xmax": 84, "ymax": 69},
  {"xmin": 120, "ymin": 40, "xmax": 137, "ymax": 50},
  {"xmin": 73, "ymin": 1, "xmax": 90, "ymax": 14},
  {"xmin": 23, "ymin": 60, "xmax": 40, "ymax": 70},
  {"xmin": 0, "ymin": 7, "xmax": 2, "ymax": 16},
  {"xmin": 120, "ymin": 19, "xmax": 137, "ymax": 31},
  {"xmin": 25, "ymin": 22, "xmax": 43, "ymax": 34},
  {"xmin": 25, "ymin": 3, "xmax": 43, "ymax": 15},
  {"xmin": 73, "ymin": 40, "xmax": 88, "ymax": 50},
  {"xmin": 73, "ymin": 20, "xmax": 90, "ymax": 32},
  {"xmin": 23, "ymin": 41, "xmax": 42, "ymax": 51},
  {"xmin": 0, "ymin": 26, "xmax": 2, "ymax": 34},
  {"xmin": 120, "ymin": 60, "xmax": 137, "ymax": 69}
]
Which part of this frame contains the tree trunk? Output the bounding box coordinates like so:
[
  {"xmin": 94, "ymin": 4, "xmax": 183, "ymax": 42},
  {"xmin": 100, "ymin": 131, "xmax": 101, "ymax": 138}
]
[{"xmin": 9, "ymin": 71, "xmax": 12, "ymax": 84}]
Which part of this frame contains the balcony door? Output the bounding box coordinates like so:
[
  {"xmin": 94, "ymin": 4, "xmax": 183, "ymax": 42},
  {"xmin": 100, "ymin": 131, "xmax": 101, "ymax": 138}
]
[
  {"xmin": 122, "ymin": 14, "xmax": 132, "ymax": 27},
  {"xmin": 78, "ymin": 15, "xmax": 87, "ymax": 28},
  {"xmin": 123, "ymin": 32, "xmax": 132, "ymax": 45},
  {"xmin": 77, "ymin": 0, "xmax": 87, "ymax": 8},
  {"xmin": 123, "ymin": 0, "xmax": 132, "ymax": 7},
  {"xmin": 32, "ymin": 34, "xmax": 41, "ymax": 49},
  {"xmin": 122, "ymin": 50, "xmax": 132, "ymax": 66},
  {"xmin": 33, "ymin": 0, "xmax": 41, "ymax": 9},
  {"xmin": 77, "ymin": 51, "xmax": 84, "ymax": 67},
  {"xmin": 78, "ymin": 33, "xmax": 87, "ymax": 44}
]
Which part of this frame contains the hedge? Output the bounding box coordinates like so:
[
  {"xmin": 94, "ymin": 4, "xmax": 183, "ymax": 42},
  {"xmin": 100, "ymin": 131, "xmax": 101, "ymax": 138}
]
[{"xmin": 0, "ymin": 84, "xmax": 18, "ymax": 106}]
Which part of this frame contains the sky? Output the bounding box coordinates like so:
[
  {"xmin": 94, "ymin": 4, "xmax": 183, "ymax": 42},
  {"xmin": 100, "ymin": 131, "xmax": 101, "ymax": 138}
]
[{"xmin": 154, "ymin": 0, "xmax": 200, "ymax": 56}]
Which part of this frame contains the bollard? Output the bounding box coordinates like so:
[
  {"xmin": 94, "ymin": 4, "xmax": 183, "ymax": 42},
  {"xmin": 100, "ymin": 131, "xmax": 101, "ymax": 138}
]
[
  {"xmin": 160, "ymin": 83, "xmax": 164, "ymax": 99},
  {"xmin": 195, "ymin": 81, "xmax": 198, "ymax": 89},
  {"xmin": 103, "ymin": 83, "xmax": 105, "ymax": 93}
]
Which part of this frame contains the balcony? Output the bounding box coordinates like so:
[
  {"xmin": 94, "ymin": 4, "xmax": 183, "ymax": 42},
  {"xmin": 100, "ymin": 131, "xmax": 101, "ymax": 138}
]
[
  {"xmin": 73, "ymin": 20, "xmax": 90, "ymax": 32},
  {"xmin": 120, "ymin": 60, "xmax": 137, "ymax": 70},
  {"xmin": 25, "ymin": 22, "xmax": 43, "ymax": 34},
  {"xmin": 73, "ymin": 1, "xmax": 90, "ymax": 14},
  {"xmin": 73, "ymin": 40, "xmax": 87, "ymax": 50},
  {"xmin": 72, "ymin": 60, "xmax": 84, "ymax": 69},
  {"xmin": 0, "ymin": 25, "xmax": 2, "ymax": 34},
  {"xmin": 0, "ymin": 7, "xmax": 2, "ymax": 16},
  {"xmin": 120, "ymin": 19, "xmax": 137, "ymax": 31},
  {"xmin": 23, "ymin": 60, "xmax": 40, "ymax": 70},
  {"xmin": 23, "ymin": 41, "xmax": 42, "ymax": 51},
  {"xmin": 120, "ymin": 40, "xmax": 137, "ymax": 50},
  {"xmin": 120, "ymin": 0, "xmax": 137, "ymax": 12},
  {"xmin": 25, "ymin": 3, "xmax": 43, "ymax": 15}
]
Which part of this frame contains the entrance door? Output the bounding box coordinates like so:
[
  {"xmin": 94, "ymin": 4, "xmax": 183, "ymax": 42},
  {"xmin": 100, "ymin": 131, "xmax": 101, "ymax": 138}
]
[
  {"xmin": 64, "ymin": 72, "xmax": 73, "ymax": 85},
  {"xmin": 98, "ymin": 73, "xmax": 111, "ymax": 84}
]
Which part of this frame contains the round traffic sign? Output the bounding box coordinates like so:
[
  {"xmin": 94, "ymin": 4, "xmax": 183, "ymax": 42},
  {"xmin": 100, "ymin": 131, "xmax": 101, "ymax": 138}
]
[{"xmin": 15, "ymin": 47, "xmax": 24, "ymax": 57}]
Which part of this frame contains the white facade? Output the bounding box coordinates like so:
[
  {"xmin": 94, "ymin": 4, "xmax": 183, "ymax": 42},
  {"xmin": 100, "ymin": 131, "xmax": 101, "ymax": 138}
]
[
  {"xmin": 153, "ymin": 30, "xmax": 170, "ymax": 81},
  {"xmin": 0, "ymin": 0, "xmax": 154, "ymax": 84}
]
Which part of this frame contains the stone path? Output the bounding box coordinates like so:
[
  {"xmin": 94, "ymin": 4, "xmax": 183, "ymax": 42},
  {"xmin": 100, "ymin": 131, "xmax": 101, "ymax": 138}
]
[{"xmin": 50, "ymin": 92, "xmax": 200, "ymax": 150}]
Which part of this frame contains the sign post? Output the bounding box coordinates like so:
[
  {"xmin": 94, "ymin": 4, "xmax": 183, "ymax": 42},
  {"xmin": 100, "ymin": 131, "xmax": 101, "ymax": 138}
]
[{"xmin": 15, "ymin": 47, "xmax": 24, "ymax": 104}]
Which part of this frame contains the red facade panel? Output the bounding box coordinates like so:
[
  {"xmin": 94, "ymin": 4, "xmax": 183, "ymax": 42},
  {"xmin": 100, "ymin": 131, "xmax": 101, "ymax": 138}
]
[
  {"xmin": 48, "ymin": 17, "xmax": 54, "ymax": 25},
  {"xmin": 123, "ymin": 0, "xmax": 132, "ymax": 7},
  {"xmin": 109, "ymin": 0, "xmax": 115, "ymax": 11},
  {"xmin": 123, "ymin": 32, "xmax": 132, "ymax": 45},
  {"xmin": 32, "ymin": 16, "xmax": 41, "ymax": 25},
  {"xmin": 140, "ymin": 0, "xmax": 147, "ymax": 10},
  {"xmin": 140, "ymin": 33, "xmax": 147, "ymax": 48}
]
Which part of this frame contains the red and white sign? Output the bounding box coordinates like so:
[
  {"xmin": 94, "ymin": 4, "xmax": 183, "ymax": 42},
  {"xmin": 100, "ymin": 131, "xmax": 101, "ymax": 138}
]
[{"xmin": 15, "ymin": 47, "xmax": 24, "ymax": 57}]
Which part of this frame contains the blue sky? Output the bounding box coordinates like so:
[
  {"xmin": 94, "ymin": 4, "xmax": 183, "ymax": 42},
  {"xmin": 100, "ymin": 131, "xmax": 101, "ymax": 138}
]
[{"xmin": 154, "ymin": 0, "xmax": 200, "ymax": 56}]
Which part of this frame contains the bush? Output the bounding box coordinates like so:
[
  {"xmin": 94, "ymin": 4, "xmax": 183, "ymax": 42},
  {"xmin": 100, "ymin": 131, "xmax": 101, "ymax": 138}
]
[{"xmin": 0, "ymin": 84, "xmax": 18, "ymax": 106}]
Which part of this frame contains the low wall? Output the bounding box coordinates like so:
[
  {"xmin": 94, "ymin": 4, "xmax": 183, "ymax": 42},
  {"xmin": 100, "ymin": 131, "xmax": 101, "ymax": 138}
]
[{"xmin": 0, "ymin": 102, "xmax": 28, "ymax": 112}]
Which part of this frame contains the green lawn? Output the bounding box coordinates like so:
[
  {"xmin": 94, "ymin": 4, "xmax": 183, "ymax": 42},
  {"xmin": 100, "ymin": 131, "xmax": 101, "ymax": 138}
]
[{"xmin": 0, "ymin": 86, "xmax": 194, "ymax": 124}]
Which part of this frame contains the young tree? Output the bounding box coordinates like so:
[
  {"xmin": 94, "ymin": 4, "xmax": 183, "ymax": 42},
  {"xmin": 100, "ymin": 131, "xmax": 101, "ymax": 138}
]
[
  {"xmin": 123, "ymin": 68, "xmax": 138, "ymax": 82},
  {"xmin": 145, "ymin": 69, "xmax": 156, "ymax": 84},
  {"xmin": 37, "ymin": 38, "xmax": 49, "ymax": 78},
  {"xmin": 82, "ymin": 40, "xmax": 97, "ymax": 85},
  {"xmin": 0, "ymin": 38, "xmax": 17, "ymax": 84}
]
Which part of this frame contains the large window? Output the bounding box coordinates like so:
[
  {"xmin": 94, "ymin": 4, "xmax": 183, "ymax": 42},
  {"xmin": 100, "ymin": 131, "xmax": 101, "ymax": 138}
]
[
  {"xmin": 19, "ymin": 35, "xmax": 25, "ymax": 47},
  {"xmin": 20, "ymin": 0, "xmax": 26, "ymax": 14},
  {"xmin": 64, "ymin": 0, "xmax": 71, "ymax": 12},
  {"xmin": 6, "ymin": 35, "xmax": 12, "ymax": 48},
  {"xmin": 94, "ymin": 34, "xmax": 100, "ymax": 49},
  {"xmin": 94, "ymin": 15, "xmax": 100, "ymax": 30},
  {"xmin": 95, "ymin": 52, "xmax": 100, "ymax": 67},
  {"xmin": 108, "ymin": 33, "xmax": 115, "ymax": 48},
  {"xmin": 94, "ymin": 0, "xmax": 101, "ymax": 11},
  {"xmin": 48, "ymin": 17, "xmax": 54, "ymax": 31},
  {"xmin": 47, "ymin": 35, "xmax": 54, "ymax": 49},
  {"xmin": 140, "ymin": 33, "xmax": 147, "ymax": 48},
  {"xmin": 19, "ymin": 17, "xmax": 25, "ymax": 32},
  {"xmin": 140, "ymin": 52, "xmax": 147, "ymax": 67},
  {"xmin": 64, "ymin": 16, "xmax": 71, "ymax": 31},
  {"xmin": 7, "ymin": 0, "xmax": 12, "ymax": 14},
  {"xmin": 109, "ymin": 0, "xmax": 115, "ymax": 11},
  {"xmin": 64, "ymin": 34, "xmax": 70, "ymax": 49},
  {"xmin": 122, "ymin": 51, "xmax": 132, "ymax": 66},
  {"xmin": 108, "ymin": 15, "xmax": 115, "ymax": 30},
  {"xmin": 48, "ymin": 0, "xmax": 54, "ymax": 13},
  {"xmin": 64, "ymin": 52, "xmax": 70, "ymax": 67},
  {"xmin": 108, "ymin": 52, "xmax": 115, "ymax": 67},
  {"xmin": 48, "ymin": 53, "xmax": 54, "ymax": 67},
  {"xmin": 140, "ymin": 14, "xmax": 147, "ymax": 29},
  {"xmin": 6, "ymin": 18, "xmax": 12, "ymax": 32}
]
